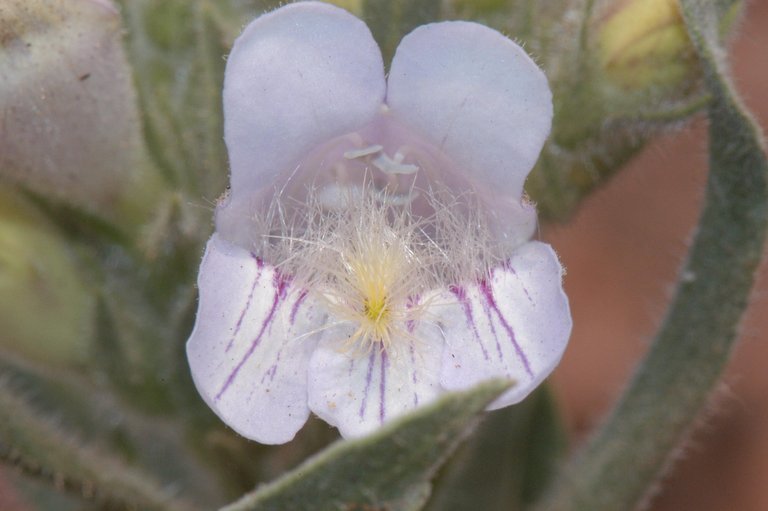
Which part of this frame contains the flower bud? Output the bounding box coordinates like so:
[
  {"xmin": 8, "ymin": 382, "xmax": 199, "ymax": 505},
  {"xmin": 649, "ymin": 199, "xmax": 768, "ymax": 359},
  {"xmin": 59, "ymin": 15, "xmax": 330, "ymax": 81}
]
[
  {"xmin": 0, "ymin": 0, "xmax": 144, "ymax": 218},
  {"xmin": 597, "ymin": 0, "xmax": 697, "ymax": 91},
  {"xmin": 0, "ymin": 185, "xmax": 94, "ymax": 366}
]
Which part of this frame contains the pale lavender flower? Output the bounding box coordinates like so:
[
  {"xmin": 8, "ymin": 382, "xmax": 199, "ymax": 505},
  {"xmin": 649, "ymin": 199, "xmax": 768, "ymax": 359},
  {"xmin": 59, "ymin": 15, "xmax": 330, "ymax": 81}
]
[{"xmin": 187, "ymin": 1, "xmax": 572, "ymax": 444}]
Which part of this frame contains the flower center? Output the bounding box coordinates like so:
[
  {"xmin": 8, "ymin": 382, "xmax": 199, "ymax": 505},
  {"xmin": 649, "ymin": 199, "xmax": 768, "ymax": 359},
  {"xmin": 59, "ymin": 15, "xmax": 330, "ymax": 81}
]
[
  {"xmin": 311, "ymin": 194, "xmax": 425, "ymax": 353},
  {"xmin": 255, "ymin": 175, "xmax": 505, "ymax": 355},
  {"xmin": 363, "ymin": 296, "xmax": 389, "ymax": 328},
  {"xmin": 218, "ymin": 113, "xmax": 531, "ymax": 355}
]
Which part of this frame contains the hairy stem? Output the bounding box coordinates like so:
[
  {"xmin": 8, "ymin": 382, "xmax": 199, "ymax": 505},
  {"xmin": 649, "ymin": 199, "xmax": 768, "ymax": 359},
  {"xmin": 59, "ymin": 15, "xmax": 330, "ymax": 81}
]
[
  {"xmin": 532, "ymin": 3, "xmax": 768, "ymax": 510},
  {"xmin": 0, "ymin": 380, "xmax": 197, "ymax": 511}
]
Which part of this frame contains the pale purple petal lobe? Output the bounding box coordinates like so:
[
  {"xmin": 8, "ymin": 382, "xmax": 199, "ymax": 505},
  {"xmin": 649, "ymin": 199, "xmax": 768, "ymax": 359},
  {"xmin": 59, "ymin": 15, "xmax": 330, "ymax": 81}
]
[
  {"xmin": 307, "ymin": 318, "xmax": 443, "ymax": 438},
  {"xmin": 387, "ymin": 21, "xmax": 553, "ymax": 200},
  {"xmin": 187, "ymin": 235, "xmax": 325, "ymax": 444},
  {"xmin": 437, "ymin": 242, "xmax": 571, "ymax": 408},
  {"xmin": 221, "ymin": 1, "xmax": 385, "ymax": 207}
]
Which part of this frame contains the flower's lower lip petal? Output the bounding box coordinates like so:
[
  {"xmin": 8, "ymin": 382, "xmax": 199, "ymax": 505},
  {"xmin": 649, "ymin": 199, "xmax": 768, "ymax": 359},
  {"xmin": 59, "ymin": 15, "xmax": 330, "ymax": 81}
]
[
  {"xmin": 186, "ymin": 234, "xmax": 325, "ymax": 444},
  {"xmin": 437, "ymin": 241, "xmax": 572, "ymax": 409},
  {"xmin": 307, "ymin": 324, "xmax": 443, "ymax": 439}
]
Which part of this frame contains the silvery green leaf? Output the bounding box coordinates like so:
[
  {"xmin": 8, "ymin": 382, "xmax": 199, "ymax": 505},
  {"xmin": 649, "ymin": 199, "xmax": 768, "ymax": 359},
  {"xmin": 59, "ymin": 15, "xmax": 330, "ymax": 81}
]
[{"xmin": 221, "ymin": 380, "xmax": 511, "ymax": 511}]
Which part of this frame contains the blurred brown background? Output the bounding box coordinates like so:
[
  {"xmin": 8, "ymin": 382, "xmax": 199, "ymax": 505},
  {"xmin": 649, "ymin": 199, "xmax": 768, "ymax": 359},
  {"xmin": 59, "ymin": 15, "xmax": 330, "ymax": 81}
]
[
  {"xmin": 2, "ymin": 1, "xmax": 767, "ymax": 510},
  {"xmin": 547, "ymin": 1, "xmax": 768, "ymax": 509}
]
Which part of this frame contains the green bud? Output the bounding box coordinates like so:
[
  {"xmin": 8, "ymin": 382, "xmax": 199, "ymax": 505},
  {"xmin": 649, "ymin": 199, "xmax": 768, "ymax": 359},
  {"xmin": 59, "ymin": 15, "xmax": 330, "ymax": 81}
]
[
  {"xmin": 526, "ymin": 0, "xmax": 745, "ymax": 219},
  {"xmin": 0, "ymin": 185, "xmax": 94, "ymax": 366},
  {"xmin": 597, "ymin": 0, "xmax": 698, "ymax": 91},
  {"xmin": 0, "ymin": 0, "xmax": 148, "ymax": 220}
]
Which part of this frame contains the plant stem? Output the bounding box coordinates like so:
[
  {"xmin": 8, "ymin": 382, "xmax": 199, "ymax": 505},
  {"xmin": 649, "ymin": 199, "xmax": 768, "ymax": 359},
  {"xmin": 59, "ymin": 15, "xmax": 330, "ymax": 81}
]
[{"xmin": 532, "ymin": 3, "xmax": 768, "ymax": 510}]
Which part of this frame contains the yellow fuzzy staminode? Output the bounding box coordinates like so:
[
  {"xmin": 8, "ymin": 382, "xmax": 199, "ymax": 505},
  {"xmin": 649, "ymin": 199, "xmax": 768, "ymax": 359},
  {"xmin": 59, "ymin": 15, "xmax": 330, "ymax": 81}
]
[{"xmin": 325, "ymin": 211, "xmax": 418, "ymax": 353}]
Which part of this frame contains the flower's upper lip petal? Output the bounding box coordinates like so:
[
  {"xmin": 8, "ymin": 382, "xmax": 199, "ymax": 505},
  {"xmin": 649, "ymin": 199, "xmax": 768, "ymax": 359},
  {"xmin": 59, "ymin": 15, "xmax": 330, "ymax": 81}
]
[
  {"xmin": 186, "ymin": 234, "xmax": 326, "ymax": 444},
  {"xmin": 436, "ymin": 241, "xmax": 571, "ymax": 408},
  {"xmin": 386, "ymin": 21, "xmax": 553, "ymax": 200},
  {"xmin": 223, "ymin": 1, "xmax": 385, "ymax": 197}
]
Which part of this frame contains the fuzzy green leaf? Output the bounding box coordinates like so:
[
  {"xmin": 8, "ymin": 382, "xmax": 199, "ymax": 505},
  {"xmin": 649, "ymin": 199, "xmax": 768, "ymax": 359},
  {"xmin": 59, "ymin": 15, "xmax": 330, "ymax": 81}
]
[
  {"xmin": 0, "ymin": 356, "xmax": 226, "ymax": 508},
  {"xmin": 117, "ymin": 0, "xmax": 229, "ymax": 197},
  {"xmin": 221, "ymin": 380, "xmax": 511, "ymax": 511},
  {"xmin": 424, "ymin": 386, "xmax": 565, "ymax": 511},
  {"xmin": 532, "ymin": 2, "xmax": 768, "ymax": 510},
  {"xmin": 0, "ymin": 378, "xmax": 196, "ymax": 511}
]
